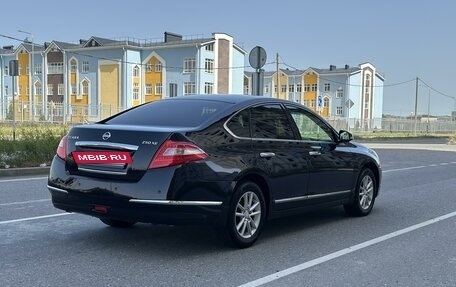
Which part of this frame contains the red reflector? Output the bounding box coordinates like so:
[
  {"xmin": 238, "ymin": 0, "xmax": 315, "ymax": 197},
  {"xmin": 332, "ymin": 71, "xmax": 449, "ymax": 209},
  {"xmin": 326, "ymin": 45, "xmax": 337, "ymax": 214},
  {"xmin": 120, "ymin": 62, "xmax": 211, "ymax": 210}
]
[
  {"xmin": 93, "ymin": 205, "xmax": 109, "ymax": 214},
  {"xmin": 72, "ymin": 151, "xmax": 132, "ymax": 164}
]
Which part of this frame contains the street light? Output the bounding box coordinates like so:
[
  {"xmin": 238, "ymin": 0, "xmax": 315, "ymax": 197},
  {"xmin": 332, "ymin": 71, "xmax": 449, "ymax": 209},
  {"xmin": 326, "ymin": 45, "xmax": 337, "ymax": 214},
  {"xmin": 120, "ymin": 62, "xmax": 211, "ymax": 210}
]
[{"xmin": 17, "ymin": 29, "xmax": 34, "ymax": 121}]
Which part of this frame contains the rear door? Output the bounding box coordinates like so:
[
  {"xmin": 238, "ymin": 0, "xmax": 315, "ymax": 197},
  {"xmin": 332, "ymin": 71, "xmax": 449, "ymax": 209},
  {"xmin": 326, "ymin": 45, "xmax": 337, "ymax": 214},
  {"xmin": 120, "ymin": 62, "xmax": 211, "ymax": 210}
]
[{"xmin": 248, "ymin": 104, "xmax": 310, "ymax": 209}]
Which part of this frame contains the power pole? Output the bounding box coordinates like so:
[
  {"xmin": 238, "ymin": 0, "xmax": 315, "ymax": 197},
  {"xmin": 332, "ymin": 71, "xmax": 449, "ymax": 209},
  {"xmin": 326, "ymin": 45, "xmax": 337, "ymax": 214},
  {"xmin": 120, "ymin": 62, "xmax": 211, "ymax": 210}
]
[
  {"xmin": 276, "ymin": 53, "xmax": 279, "ymax": 99},
  {"xmin": 414, "ymin": 77, "xmax": 419, "ymax": 135}
]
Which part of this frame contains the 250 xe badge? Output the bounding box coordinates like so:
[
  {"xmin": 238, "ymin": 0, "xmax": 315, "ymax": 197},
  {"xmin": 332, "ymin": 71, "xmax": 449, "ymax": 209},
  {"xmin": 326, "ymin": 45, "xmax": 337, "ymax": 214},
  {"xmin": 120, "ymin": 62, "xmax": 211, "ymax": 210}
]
[{"xmin": 72, "ymin": 151, "xmax": 132, "ymax": 164}]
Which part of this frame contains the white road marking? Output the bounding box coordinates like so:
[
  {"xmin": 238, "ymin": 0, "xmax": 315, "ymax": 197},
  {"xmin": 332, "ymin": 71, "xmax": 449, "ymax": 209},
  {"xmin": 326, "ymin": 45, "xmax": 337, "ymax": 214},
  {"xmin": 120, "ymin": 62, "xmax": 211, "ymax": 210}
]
[
  {"xmin": 383, "ymin": 161, "xmax": 456, "ymax": 173},
  {"xmin": 383, "ymin": 166, "xmax": 426, "ymax": 173},
  {"xmin": 0, "ymin": 213, "xmax": 73, "ymax": 225},
  {"xmin": 0, "ymin": 176, "xmax": 47, "ymax": 184},
  {"xmin": 238, "ymin": 210, "xmax": 456, "ymax": 287},
  {"xmin": 0, "ymin": 198, "xmax": 51, "ymax": 206}
]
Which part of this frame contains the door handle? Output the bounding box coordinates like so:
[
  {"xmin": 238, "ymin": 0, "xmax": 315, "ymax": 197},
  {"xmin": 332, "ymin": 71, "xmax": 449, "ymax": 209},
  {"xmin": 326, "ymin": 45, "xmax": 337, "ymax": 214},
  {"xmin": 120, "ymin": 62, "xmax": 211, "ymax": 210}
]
[
  {"xmin": 260, "ymin": 152, "xmax": 276, "ymax": 158},
  {"xmin": 309, "ymin": 151, "xmax": 321, "ymax": 156}
]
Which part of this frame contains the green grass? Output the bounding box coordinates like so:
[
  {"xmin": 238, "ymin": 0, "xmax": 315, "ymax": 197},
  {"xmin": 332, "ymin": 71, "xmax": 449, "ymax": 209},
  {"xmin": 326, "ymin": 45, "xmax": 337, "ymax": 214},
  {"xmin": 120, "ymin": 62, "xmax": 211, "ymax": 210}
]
[{"xmin": 0, "ymin": 123, "xmax": 70, "ymax": 168}]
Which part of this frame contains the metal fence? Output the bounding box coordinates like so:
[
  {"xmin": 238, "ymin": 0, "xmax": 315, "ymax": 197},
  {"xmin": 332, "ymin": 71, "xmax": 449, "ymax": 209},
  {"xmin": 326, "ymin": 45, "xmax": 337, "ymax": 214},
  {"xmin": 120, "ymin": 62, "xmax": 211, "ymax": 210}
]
[
  {"xmin": 1, "ymin": 99, "xmax": 456, "ymax": 133},
  {"xmin": 0, "ymin": 100, "xmax": 127, "ymax": 124},
  {"xmin": 328, "ymin": 118, "xmax": 456, "ymax": 134}
]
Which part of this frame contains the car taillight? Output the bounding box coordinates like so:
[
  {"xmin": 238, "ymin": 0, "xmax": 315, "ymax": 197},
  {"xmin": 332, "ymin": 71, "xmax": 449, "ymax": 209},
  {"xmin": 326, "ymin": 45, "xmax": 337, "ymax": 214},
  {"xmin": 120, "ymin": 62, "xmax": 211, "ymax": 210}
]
[
  {"xmin": 56, "ymin": 135, "xmax": 68, "ymax": 160},
  {"xmin": 149, "ymin": 140, "xmax": 207, "ymax": 169}
]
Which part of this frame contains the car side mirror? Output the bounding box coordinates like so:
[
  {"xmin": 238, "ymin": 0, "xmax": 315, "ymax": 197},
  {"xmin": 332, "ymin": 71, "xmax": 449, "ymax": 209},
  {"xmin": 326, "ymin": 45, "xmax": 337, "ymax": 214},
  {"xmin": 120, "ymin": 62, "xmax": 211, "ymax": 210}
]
[{"xmin": 339, "ymin": 130, "xmax": 353, "ymax": 142}]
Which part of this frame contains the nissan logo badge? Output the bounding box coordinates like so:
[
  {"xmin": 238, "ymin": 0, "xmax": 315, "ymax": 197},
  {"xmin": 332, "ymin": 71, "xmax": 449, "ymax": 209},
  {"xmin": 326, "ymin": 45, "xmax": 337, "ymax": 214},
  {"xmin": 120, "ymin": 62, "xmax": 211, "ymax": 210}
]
[{"xmin": 102, "ymin": 132, "xmax": 111, "ymax": 141}]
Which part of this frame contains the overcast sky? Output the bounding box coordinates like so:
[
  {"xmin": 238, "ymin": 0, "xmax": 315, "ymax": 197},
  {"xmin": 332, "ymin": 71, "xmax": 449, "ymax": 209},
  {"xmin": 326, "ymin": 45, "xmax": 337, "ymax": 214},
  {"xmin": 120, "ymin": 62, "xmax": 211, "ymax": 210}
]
[{"xmin": 1, "ymin": 0, "xmax": 455, "ymax": 116}]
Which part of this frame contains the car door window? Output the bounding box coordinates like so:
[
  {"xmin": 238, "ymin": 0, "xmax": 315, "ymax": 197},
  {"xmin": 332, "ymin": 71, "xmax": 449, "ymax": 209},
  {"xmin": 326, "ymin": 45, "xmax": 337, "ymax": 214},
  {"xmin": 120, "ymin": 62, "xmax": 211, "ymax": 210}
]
[
  {"xmin": 286, "ymin": 106, "xmax": 334, "ymax": 142},
  {"xmin": 226, "ymin": 108, "xmax": 251, "ymax": 138},
  {"xmin": 251, "ymin": 104, "xmax": 295, "ymax": 140}
]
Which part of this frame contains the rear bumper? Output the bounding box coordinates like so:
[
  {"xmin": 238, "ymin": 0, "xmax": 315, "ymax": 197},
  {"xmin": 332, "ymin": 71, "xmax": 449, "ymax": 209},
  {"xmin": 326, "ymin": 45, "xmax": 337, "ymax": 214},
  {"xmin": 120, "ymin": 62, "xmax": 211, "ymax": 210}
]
[
  {"xmin": 47, "ymin": 156, "xmax": 233, "ymax": 225},
  {"xmin": 48, "ymin": 185, "xmax": 226, "ymax": 225}
]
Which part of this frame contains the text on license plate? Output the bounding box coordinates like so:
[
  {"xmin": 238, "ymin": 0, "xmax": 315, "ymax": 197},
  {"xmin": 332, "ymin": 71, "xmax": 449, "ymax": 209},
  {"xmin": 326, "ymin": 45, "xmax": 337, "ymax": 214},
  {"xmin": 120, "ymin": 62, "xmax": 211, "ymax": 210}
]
[{"xmin": 72, "ymin": 151, "xmax": 133, "ymax": 164}]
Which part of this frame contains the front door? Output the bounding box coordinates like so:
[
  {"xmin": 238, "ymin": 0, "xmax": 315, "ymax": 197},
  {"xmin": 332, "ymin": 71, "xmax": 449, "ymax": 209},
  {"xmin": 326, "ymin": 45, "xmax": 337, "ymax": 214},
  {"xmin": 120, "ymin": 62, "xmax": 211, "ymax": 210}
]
[{"xmin": 285, "ymin": 105, "xmax": 357, "ymax": 200}]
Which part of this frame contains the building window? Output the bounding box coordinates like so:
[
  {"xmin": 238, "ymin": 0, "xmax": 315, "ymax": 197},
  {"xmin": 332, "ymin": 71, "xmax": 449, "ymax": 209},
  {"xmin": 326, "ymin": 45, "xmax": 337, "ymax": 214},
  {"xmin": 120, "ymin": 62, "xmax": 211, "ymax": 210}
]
[
  {"xmin": 5, "ymin": 85, "xmax": 8, "ymax": 95},
  {"xmin": 48, "ymin": 62, "xmax": 64, "ymax": 74},
  {"xmin": 133, "ymin": 66, "xmax": 140, "ymax": 77},
  {"xmin": 34, "ymin": 82, "xmax": 42, "ymax": 95},
  {"xmin": 18, "ymin": 85, "xmax": 22, "ymax": 95},
  {"xmin": 183, "ymin": 58, "xmax": 196, "ymax": 73},
  {"xmin": 184, "ymin": 82, "xmax": 196, "ymax": 95},
  {"xmin": 311, "ymin": 100, "xmax": 316, "ymax": 107},
  {"xmin": 311, "ymin": 84, "xmax": 317, "ymax": 91},
  {"xmin": 296, "ymin": 84, "xmax": 302, "ymax": 92},
  {"xmin": 281, "ymin": 85, "xmax": 287, "ymax": 93},
  {"xmin": 26, "ymin": 65, "xmax": 30, "ymax": 75},
  {"xmin": 82, "ymin": 61, "xmax": 89, "ymax": 73},
  {"xmin": 155, "ymin": 83, "xmax": 163, "ymax": 95},
  {"xmin": 205, "ymin": 82, "xmax": 213, "ymax": 94},
  {"xmin": 34, "ymin": 64, "xmax": 42, "ymax": 75},
  {"xmin": 324, "ymin": 83, "xmax": 330, "ymax": 91},
  {"xmin": 146, "ymin": 64, "xmax": 153, "ymax": 72},
  {"xmin": 47, "ymin": 84, "xmax": 54, "ymax": 95},
  {"xmin": 289, "ymin": 85, "xmax": 295, "ymax": 93},
  {"xmin": 133, "ymin": 83, "xmax": 139, "ymax": 100},
  {"xmin": 4, "ymin": 66, "xmax": 8, "ymax": 75},
  {"xmin": 323, "ymin": 97, "xmax": 329, "ymax": 108},
  {"xmin": 26, "ymin": 86, "xmax": 30, "ymax": 95},
  {"xmin": 82, "ymin": 81, "xmax": 89, "ymax": 95},
  {"xmin": 70, "ymin": 60, "xmax": 77, "ymax": 73},
  {"xmin": 145, "ymin": 84, "xmax": 153, "ymax": 94},
  {"xmin": 18, "ymin": 64, "xmax": 22, "ymax": 75},
  {"xmin": 205, "ymin": 44, "xmax": 214, "ymax": 51},
  {"xmin": 169, "ymin": 83, "xmax": 178, "ymax": 97},
  {"xmin": 336, "ymin": 106, "xmax": 343, "ymax": 115},
  {"xmin": 244, "ymin": 85, "xmax": 249, "ymax": 95},
  {"xmin": 274, "ymin": 85, "xmax": 277, "ymax": 93},
  {"xmin": 58, "ymin": 84, "xmax": 64, "ymax": 95},
  {"xmin": 264, "ymin": 85, "xmax": 270, "ymax": 93},
  {"xmin": 365, "ymin": 74, "xmax": 371, "ymax": 87},
  {"xmin": 71, "ymin": 85, "xmax": 77, "ymax": 95},
  {"xmin": 155, "ymin": 62, "xmax": 162, "ymax": 72},
  {"xmin": 205, "ymin": 58, "xmax": 214, "ymax": 73},
  {"xmin": 304, "ymin": 84, "xmax": 310, "ymax": 92},
  {"xmin": 336, "ymin": 88, "xmax": 343, "ymax": 98}
]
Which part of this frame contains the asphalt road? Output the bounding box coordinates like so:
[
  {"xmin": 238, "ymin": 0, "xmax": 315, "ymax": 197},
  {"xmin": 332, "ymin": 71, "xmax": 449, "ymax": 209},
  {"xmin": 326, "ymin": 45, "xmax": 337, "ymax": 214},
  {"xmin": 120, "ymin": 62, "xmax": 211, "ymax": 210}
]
[{"xmin": 1, "ymin": 149, "xmax": 456, "ymax": 287}]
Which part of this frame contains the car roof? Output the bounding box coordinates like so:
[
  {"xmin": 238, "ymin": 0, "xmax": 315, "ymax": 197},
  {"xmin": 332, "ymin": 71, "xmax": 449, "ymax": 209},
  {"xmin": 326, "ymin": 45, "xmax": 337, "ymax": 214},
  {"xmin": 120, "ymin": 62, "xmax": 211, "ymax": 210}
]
[{"xmin": 163, "ymin": 94, "xmax": 283, "ymax": 105}]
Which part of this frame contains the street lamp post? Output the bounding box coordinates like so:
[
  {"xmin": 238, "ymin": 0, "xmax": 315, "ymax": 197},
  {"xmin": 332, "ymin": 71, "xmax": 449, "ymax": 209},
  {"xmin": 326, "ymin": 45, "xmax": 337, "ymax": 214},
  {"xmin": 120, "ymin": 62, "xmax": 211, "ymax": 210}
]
[{"xmin": 17, "ymin": 30, "xmax": 34, "ymax": 121}]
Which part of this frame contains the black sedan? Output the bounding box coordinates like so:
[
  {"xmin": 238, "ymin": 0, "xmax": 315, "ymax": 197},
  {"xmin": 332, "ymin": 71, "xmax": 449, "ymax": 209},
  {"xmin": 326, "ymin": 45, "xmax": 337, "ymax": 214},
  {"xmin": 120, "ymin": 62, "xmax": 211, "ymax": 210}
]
[{"xmin": 48, "ymin": 95, "xmax": 381, "ymax": 248}]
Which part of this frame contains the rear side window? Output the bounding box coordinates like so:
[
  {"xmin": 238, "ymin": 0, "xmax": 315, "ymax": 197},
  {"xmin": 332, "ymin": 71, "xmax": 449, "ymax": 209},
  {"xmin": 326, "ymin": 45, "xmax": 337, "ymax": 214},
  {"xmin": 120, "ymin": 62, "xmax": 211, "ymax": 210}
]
[
  {"xmin": 226, "ymin": 109, "xmax": 251, "ymax": 138},
  {"xmin": 250, "ymin": 104, "xmax": 294, "ymax": 140},
  {"xmin": 104, "ymin": 99, "xmax": 231, "ymax": 127}
]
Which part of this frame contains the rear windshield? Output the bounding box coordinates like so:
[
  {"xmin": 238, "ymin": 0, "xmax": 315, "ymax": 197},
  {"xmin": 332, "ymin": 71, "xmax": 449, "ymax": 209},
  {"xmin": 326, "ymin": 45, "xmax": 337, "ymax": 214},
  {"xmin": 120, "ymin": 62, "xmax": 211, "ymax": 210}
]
[{"xmin": 104, "ymin": 99, "xmax": 232, "ymax": 127}]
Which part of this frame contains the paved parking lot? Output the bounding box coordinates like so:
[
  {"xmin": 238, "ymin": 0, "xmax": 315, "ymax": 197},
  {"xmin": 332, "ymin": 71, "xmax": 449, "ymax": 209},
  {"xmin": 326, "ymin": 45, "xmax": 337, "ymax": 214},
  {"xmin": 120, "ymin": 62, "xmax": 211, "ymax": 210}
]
[{"xmin": 1, "ymin": 148, "xmax": 456, "ymax": 286}]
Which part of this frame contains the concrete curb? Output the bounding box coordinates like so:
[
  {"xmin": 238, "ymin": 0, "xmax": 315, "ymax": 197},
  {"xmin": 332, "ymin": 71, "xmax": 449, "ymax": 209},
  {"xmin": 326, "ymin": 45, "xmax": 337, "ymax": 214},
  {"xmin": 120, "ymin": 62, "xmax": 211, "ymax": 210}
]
[
  {"xmin": 0, "ymin": 167, "xmax": 50, "ymax": 178},
  {"xmin": 364, "ymin": 143, "xmax": 456, "ymax": 152}
]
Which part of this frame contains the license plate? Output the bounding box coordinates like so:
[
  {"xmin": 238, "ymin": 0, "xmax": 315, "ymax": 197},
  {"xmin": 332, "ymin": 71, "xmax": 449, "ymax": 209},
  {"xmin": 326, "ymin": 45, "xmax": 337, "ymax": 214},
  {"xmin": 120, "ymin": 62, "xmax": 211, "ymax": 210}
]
[{"xmin": 72, "ymin": 151, "xmax": 133, "ymax": 164}]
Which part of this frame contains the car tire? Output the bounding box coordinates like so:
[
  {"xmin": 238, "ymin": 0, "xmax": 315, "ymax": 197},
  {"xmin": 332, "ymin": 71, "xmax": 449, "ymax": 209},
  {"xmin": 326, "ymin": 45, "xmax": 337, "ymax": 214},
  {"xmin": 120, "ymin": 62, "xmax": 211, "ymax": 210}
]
[
  {"xmin": 223, "ymin": 181, "xmax": 266, "ymax": 248},
  {"xmin": 99, "ymin": 218, "xmax": 136, "ymax": 228},
  {"xmin": 344, "ymin": 168, "xmax": 376, "ymax": 217}
]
